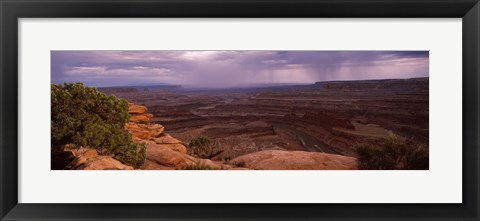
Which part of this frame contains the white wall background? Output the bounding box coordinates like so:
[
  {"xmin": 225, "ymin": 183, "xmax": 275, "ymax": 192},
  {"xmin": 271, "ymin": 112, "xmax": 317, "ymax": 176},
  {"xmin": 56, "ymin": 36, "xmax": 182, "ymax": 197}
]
[{"xmin": 18, "ymin": 18, "xmax": 462, "ymax": 203}]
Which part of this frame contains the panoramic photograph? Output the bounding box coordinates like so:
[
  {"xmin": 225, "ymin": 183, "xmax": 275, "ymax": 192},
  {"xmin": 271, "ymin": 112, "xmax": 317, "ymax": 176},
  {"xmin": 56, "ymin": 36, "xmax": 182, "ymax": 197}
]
[{"xmin": 51, "ymin": 51, "xmax": 429, "ymax": 170}]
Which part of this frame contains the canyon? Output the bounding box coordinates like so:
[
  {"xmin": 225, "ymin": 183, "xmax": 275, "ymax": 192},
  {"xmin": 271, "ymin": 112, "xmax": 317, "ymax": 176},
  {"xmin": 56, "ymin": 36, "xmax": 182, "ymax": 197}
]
[
  {"xmin": 100, "ymin": 77, "xmax": 428, "ymax": 166},
  {"xmin": 60, "ymin": 101, "xmax": 358, "ymax": 170}
]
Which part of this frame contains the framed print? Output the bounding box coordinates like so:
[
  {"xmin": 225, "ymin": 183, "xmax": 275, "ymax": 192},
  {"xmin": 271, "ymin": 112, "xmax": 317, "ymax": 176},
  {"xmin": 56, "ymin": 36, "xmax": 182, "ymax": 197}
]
[{"xmin": 1, "ymin": 0, "xmax": 479, "ymax": 220}]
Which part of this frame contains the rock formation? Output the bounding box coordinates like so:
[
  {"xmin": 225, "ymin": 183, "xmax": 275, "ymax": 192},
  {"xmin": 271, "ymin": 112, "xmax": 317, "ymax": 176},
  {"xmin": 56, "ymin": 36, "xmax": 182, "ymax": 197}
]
[
  {"xmin": 125, "ymin": 102, "xmax": 228, "ymax": 170},
  {"xmin": 125, "ymin": 122, "xmax": 164, "ymax": 139},
  {"xmin": 230, "ymin": 150, "xmax": 358, "ymax": 170},
  {"xmin": 64, "ymin": 147, "xmax": 134, "ymax": 170},
  {"xmin": 128, "ymin": 102, "xmax": 154, "ymax": 123}
]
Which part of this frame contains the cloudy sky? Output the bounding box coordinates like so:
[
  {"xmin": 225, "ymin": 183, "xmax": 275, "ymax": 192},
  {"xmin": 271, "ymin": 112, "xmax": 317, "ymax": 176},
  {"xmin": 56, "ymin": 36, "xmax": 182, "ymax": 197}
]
[{"xmin": 51, "ymin": 51, "xmax": 429, "ymax": 88}]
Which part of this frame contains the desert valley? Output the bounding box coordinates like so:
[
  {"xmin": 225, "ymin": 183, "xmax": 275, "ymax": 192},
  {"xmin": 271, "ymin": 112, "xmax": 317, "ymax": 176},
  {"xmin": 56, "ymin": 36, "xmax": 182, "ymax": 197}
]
[{"xmin": 69, "ymin": 77, "xmax": 428, "ymax": 170}]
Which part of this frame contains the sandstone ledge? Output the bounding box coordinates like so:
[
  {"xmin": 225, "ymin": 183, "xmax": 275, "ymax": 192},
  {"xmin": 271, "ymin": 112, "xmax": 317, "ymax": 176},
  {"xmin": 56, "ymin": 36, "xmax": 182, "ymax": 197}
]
[
  {"xmin": 230, "ymin": 150, "xmax": 358, "ymax": 170},
  {"xmin": 65, "ymin": 147, "xmax": 134, "ymax": 170}
]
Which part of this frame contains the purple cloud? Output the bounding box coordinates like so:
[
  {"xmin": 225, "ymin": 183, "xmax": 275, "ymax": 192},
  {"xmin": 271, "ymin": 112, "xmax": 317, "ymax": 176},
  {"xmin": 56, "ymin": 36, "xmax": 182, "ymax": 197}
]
[{"xmin": 51, "ymin": 51, "xmax": 429, "ymax": 88}]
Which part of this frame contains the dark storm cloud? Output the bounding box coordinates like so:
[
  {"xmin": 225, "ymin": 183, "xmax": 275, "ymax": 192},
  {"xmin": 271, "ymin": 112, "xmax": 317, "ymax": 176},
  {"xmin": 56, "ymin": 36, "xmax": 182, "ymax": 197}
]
[
  {"xmin": 389, "ymin": 51, "xmax": 429, "ymax": 58},
  {"xmin": 51, "ymin": 51, "xmax": 429, "ymax": 88}
]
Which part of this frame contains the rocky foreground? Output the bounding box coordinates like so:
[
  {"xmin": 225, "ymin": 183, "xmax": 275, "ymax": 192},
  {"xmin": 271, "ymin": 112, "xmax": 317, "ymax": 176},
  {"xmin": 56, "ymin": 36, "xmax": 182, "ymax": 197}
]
[{"xmin": 65, "ymin": 102, "xmax": 358, "ymax": 170}]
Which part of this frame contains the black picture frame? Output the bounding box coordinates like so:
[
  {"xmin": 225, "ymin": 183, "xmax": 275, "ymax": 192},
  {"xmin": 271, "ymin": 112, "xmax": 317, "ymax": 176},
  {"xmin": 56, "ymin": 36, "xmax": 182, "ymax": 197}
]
[{"xmin": 1, "ymin": 0, "xmax": 479, "ymax": 220}]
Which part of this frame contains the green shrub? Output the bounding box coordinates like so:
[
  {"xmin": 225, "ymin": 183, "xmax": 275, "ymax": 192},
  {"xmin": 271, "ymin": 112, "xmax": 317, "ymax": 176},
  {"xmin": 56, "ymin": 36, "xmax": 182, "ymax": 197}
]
[
  {"xmin": 233, "ymin": 160, "xmax": 246, "ymax": 167},
  {"xmin": 51, "ymin": 83, "xmax": 145, "ymax": 168},
  {"xmin": 179, "ymin": 160, "xmax": 226, "ymax": 170},
  {"xmin": 223, "ymin": 155, "xmax": 232, "ymax": 162},
  {"xmin": 115, "ymin": 142, "xmax": 147, "ymax": 169},
  {"xmin": 355, "ymin": 134, "xmax": 428, "ymax": 170},
  {"xmin": 188, "ymin": 135, "xmax": 215, "ymax": 158}
]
